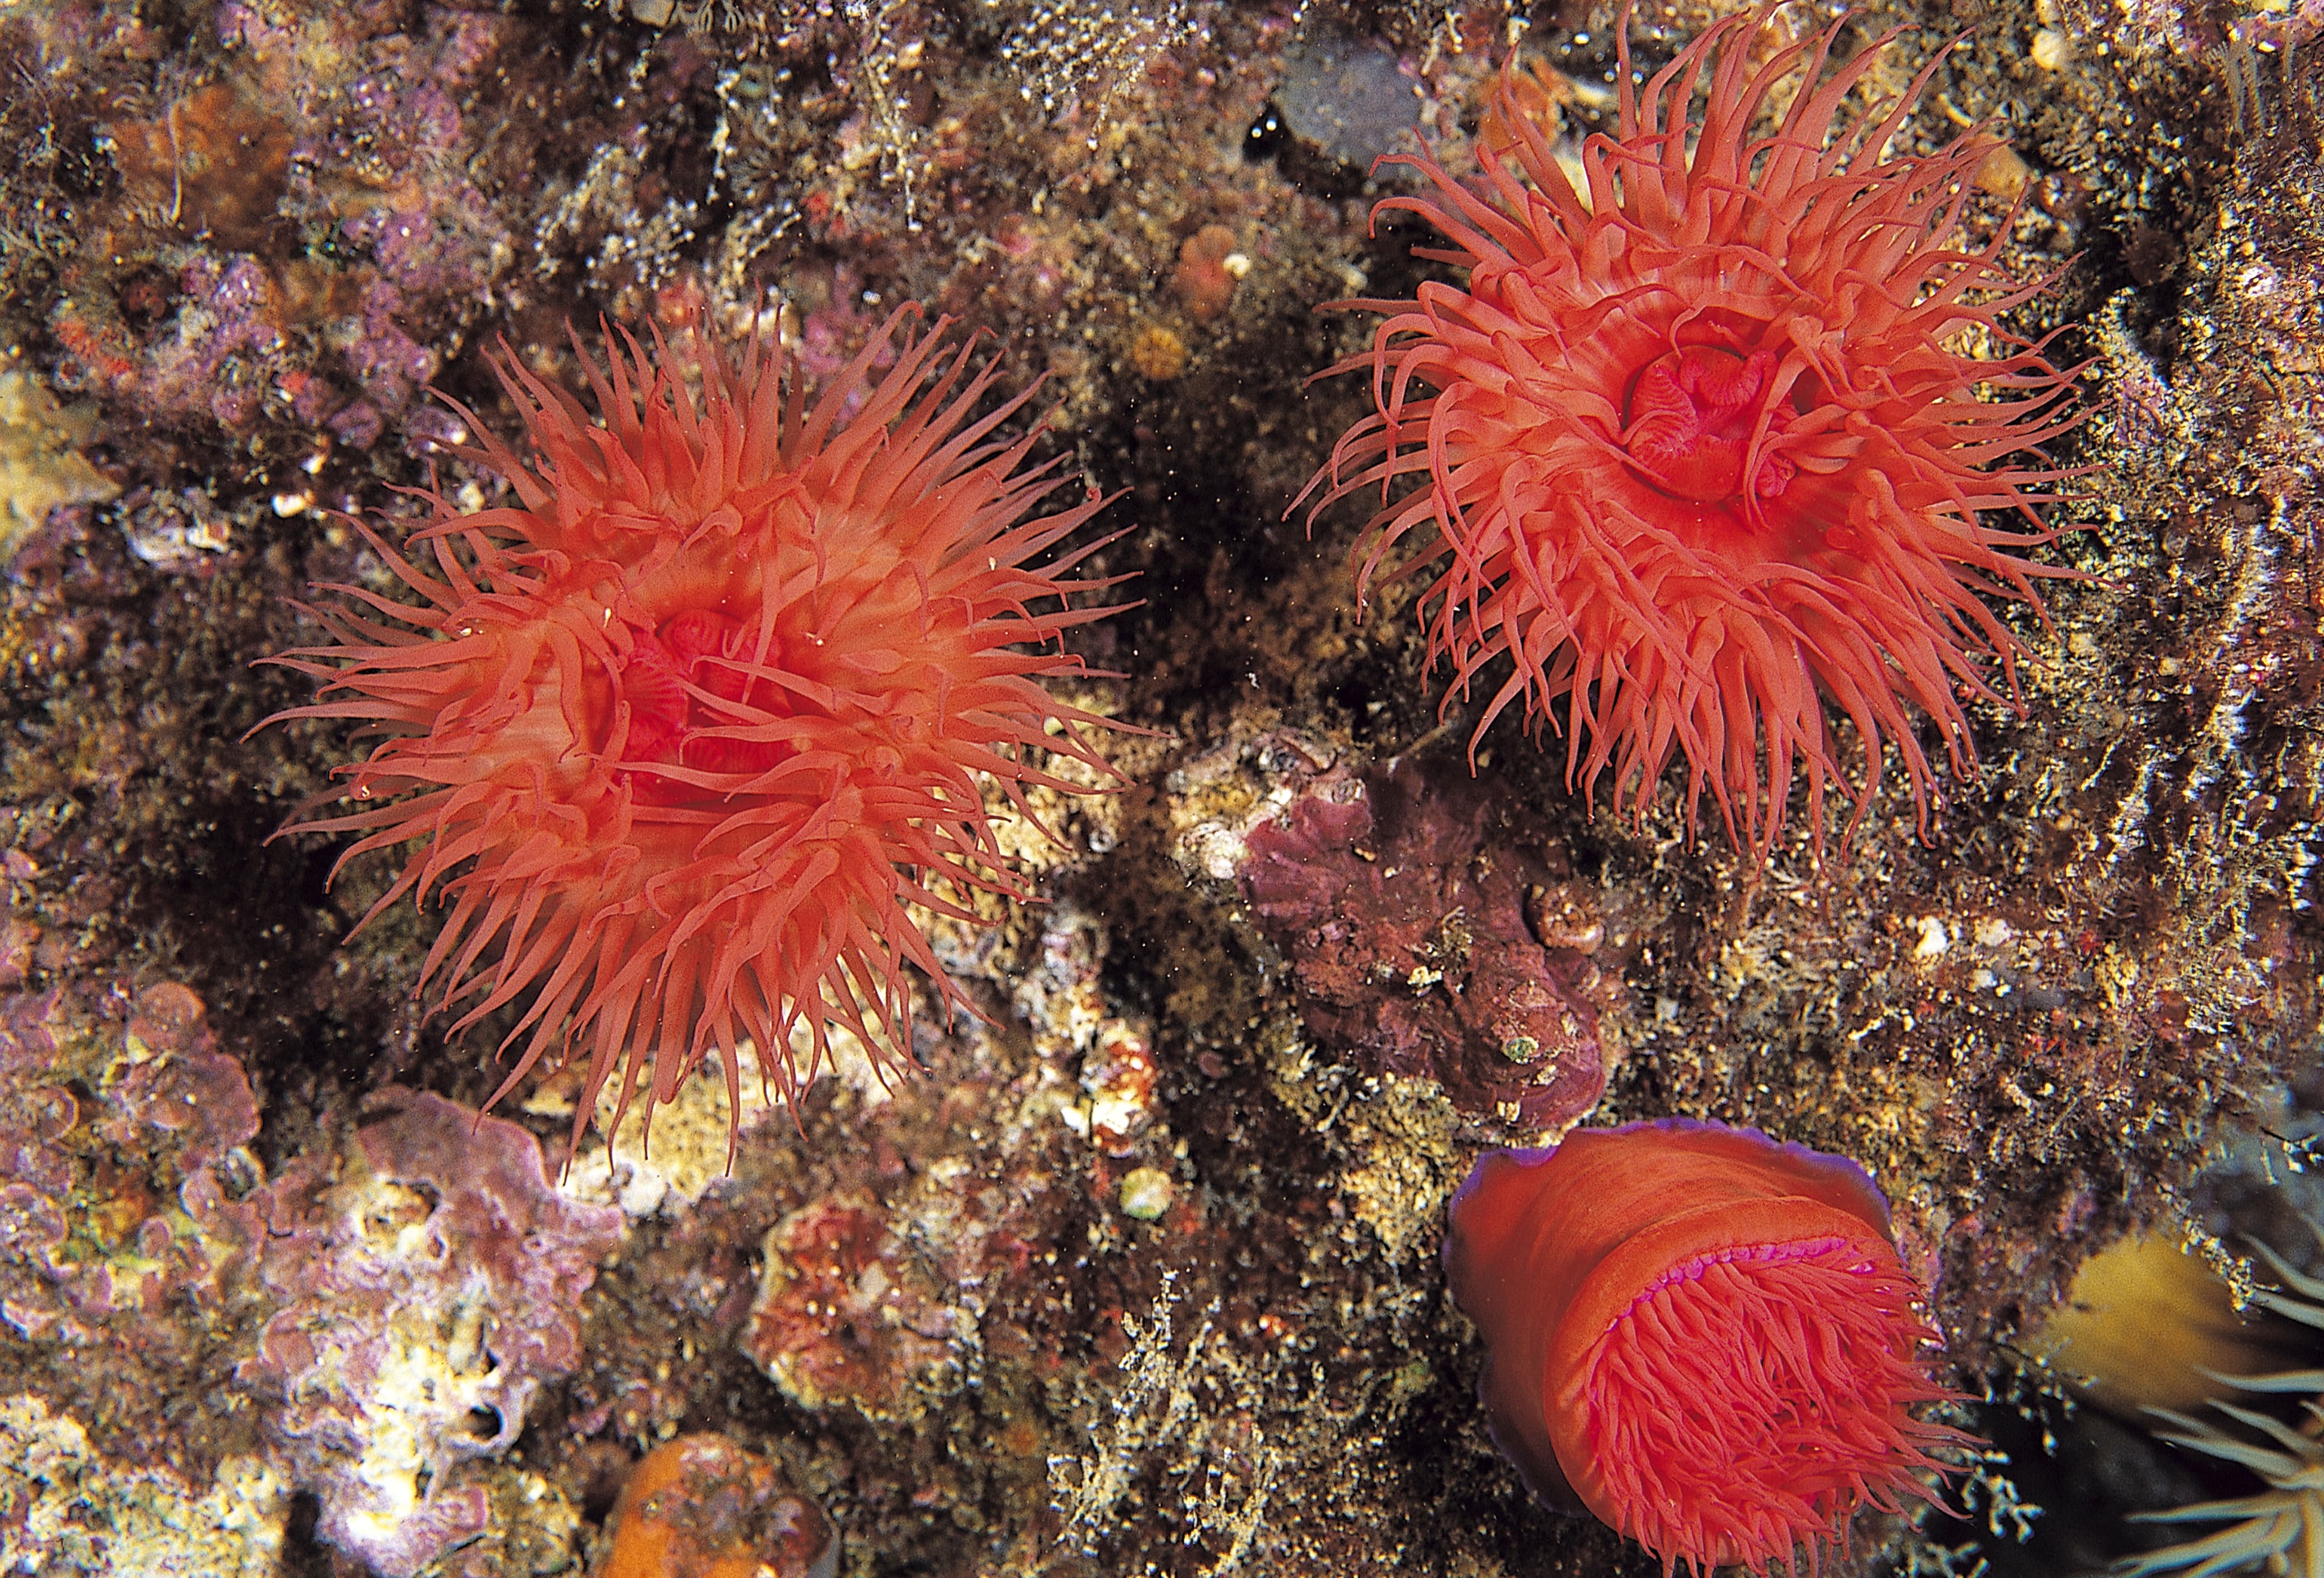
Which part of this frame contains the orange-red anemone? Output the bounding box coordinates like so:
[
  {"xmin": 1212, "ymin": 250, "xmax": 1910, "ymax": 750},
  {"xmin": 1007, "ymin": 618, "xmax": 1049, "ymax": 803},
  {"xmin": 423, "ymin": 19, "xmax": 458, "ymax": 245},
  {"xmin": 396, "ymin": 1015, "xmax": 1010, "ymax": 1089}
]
[
  {"xmin": 1446, "ymin": 1119, "xmax": 1966, "ymax": 1575},
  {"xmin": 1296, "ymin": 7, "xmax": 2086, "ymax": 855},
  {"xmin": 265, "ymin": 310, "xmax": 1130, "ymax": 1152}
]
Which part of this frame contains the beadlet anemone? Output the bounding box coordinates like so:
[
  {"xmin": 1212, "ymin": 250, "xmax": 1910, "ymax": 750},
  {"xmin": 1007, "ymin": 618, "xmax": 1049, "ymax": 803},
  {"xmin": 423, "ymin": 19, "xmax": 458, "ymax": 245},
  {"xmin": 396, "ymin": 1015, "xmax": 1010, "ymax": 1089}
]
[
  {"xmin": 264, "ymin": 311, "xmax": 1129, "ymax": 1152},
  {"xmin": 1296, "ymin": 4, "xmax": 2086, "ymax": 855}
]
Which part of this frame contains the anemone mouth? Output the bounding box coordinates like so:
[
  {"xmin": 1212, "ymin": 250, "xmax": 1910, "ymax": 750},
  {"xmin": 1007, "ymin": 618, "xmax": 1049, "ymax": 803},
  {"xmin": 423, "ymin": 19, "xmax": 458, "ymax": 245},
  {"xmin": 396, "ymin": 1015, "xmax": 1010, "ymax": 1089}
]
[
  {"xmin": 1577, "ymin": 1236, "xmax": 1948, "ymax": 1576},
  {"xmin": 602, "ymin": 608, "xmax": 803, "ymax": 807},
  {"xmin": 1619, "ymin": 345, "xmax": 1798, "ymax": 507}
]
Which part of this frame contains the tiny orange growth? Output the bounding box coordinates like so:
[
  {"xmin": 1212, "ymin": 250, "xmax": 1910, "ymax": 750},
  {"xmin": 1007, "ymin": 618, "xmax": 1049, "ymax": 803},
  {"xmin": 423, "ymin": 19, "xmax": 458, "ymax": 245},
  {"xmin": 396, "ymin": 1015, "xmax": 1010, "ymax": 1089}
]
[
  {"xmin": 1170, "ymin": 224, "xmax": 1242, "ymax": 321},
  {"xmin": 602, "ymin": 1435, "xmax": 835, "ymax": 1578}
]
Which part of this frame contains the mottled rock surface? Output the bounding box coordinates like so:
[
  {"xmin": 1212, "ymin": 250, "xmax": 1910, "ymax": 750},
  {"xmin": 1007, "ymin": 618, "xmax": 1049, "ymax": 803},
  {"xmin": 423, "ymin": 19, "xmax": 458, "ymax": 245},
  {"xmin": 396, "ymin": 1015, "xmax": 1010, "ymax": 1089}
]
[{"xmin": 0, "ymin": 0, "xmax": 2318, "ymax": 1574}]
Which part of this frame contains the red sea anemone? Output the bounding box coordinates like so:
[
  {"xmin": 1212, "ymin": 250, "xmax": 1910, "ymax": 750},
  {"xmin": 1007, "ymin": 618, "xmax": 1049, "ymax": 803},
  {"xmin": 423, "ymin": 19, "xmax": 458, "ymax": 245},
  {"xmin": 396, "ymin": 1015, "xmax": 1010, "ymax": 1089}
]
[
  {"xmin": 1444, "ymin": 1117, "xmax": 1965, "ymax": 1575},
  {"xmin": 1296, "ymin": 6, "xmax": 2086, "ymax": 854},
  {"xmin": 265, "ymin": 309, "xmax": 1129, "ymax": 1150}
]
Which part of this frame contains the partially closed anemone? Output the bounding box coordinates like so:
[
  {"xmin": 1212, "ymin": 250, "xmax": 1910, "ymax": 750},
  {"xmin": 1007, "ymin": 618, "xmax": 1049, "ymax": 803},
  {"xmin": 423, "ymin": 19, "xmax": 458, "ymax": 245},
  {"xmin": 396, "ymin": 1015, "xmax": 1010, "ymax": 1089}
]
[{"xmin": 1445, "ymin": 1117, "xmax": 1966, "ymax": 1574}]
